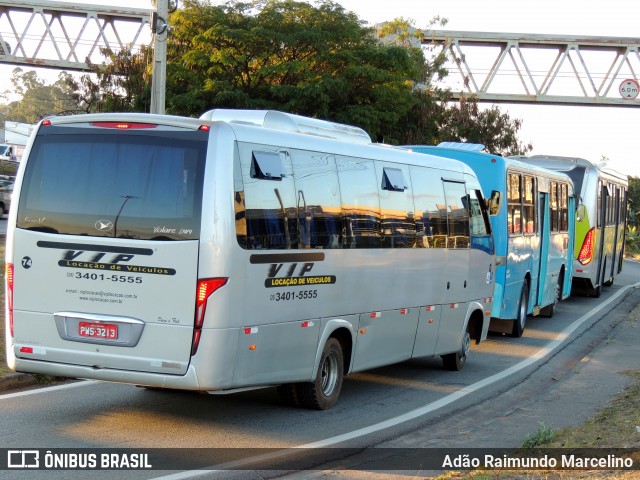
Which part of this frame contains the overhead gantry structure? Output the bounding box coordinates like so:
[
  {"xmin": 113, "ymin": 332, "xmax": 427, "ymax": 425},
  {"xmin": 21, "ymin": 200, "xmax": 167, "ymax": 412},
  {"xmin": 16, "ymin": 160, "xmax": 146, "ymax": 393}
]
[
  {"xmin": 0, "ymin": 0, "xmax": 150, "ymax": 71},
  {"xmin": 1, "ymin": 1, "xmax": 639, "ymax": 111},
  {"xmin": 0, "ymin": 0, "xmax": 172, "ymax": 113},
  {"xmin": 425, "ymin": 30, "xmax": 640, "ymax": 107}
]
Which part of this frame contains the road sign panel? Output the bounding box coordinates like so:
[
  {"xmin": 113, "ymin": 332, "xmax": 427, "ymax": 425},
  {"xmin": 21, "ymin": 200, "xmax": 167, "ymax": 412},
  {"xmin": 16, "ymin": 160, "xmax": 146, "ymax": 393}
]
[{"xmin": 619, "ymin": 79, "xmax": 639, "ymax": 99}]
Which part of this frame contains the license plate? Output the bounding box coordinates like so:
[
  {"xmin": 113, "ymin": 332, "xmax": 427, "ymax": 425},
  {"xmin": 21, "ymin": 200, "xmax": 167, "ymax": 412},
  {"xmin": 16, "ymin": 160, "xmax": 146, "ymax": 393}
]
[{"xmin": 79, "ymin": 322, "xmax": 118, "ymax": 340}]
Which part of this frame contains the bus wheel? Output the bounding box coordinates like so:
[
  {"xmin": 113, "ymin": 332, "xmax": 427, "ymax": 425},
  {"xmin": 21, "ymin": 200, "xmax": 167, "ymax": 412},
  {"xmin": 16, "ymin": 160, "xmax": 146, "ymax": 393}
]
[
  {"xmin": 442, "ymin": 330, "xmax": 470, "ymax": 371},
  {"xmin": 511, "ymin": 283, "xmax": 529, "ymax": 338},
  {"xmin": 297, "ymin": 337, "xmax": 344, "ymax": 410}
]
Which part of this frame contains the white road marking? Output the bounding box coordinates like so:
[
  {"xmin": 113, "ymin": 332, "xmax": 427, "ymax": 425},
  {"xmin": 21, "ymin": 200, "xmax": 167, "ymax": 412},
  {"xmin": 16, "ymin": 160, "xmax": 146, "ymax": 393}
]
[
  {"xmin": 151, "ymin": 282, "xmax": 640, "ymax": 479},
  {"xmin": 0, "ymin": 379, "xmax": 101, "ymax": 400},
  {"xmin": 1, "ymin": 283, "xmax": 637, "ymax": 477}
]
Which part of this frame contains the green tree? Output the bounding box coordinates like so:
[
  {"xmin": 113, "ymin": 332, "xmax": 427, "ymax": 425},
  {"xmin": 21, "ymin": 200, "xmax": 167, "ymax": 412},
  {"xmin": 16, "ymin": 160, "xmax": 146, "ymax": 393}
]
[
  {"xmin": 434, "ymin": 97, "xmax": 533, "ymax": 156},
  {"xmin": 166, "ymin": 0, "xmax": 425, "ymax": 140},
  {"xmin": 65, "ymin": 46, "xmax": 153, "ymax": 113},
  {"xmin": 52, "ymin": 0, "xmax": 531, "ymax": 154},
  {"xmin": 0, "ymin": 68, "xmax": 81, "ymax": 122}
]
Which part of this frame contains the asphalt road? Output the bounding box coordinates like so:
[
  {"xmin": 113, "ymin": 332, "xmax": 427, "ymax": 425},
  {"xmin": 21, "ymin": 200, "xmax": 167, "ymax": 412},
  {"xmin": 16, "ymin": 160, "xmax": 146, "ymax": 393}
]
[{"xmin": 1, "ymin": 260, "xmax": 639, "ymax": 480}]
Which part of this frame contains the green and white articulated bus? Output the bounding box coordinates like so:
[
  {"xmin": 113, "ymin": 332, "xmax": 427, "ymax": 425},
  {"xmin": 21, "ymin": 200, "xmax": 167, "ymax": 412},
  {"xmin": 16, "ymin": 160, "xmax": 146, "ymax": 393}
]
[
  {"xmin": 514, "ymin": 155, "xmax": 628, "ymax": 297},
  {"xmin": 5, "ymin": 110, "xmax": 495, "ymax": 409}
]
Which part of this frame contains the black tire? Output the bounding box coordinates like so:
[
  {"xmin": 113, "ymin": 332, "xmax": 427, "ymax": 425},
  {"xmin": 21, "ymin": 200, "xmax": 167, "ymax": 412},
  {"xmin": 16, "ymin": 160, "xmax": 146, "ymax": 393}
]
[
  {"xmin": 296, "ymin": 337, "xmax": 344, "ymax": 410},
  {"xmin": 511, "ymin": 283, "xmax": 529, "ymax": 337},
  {"xmin": 442, "ymin": 330, "xmax": 471, "ymax": 371}
]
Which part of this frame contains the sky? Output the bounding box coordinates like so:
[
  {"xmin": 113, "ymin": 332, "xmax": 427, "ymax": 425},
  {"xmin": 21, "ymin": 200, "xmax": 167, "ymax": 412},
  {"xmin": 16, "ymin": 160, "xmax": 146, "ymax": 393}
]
[{"xmin": 2, "ymin": 0, "xmax": 640, "ymax": 177}]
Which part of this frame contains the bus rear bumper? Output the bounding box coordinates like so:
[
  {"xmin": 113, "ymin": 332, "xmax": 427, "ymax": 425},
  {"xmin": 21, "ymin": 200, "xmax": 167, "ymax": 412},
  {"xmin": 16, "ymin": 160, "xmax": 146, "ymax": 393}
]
[{"xmin": 12, "ymin": 358, "xmax": 204, "ymax": 391}]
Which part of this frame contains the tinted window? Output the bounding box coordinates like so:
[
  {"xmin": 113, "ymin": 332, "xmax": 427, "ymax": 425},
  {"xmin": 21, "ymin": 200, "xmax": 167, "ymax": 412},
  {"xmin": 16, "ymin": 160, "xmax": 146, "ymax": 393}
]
[
  {"xmin": 560, "ymin": 183, "xmax": 569, "ymax": 231},
  {"xmin": 443, "ymin": 181, "xmax": 470, "ymax": 249},
  {"xmin": 470, "ymin": 189, "xmax": 493, "ymax": 253},
  {"xmin": 17, "ymin": 126, "xmax": 207, "ymax": 240},
  {"xmin": 337, "ymin": 156, "xmax": 381, "ymax": 248},
  {"xmin": 377, "ymin": 162, "xmax": 415, "ymax": 248},
  {"xmin": 292, "ymin": 151, "xmax": 342, "ymax": 249},
  {"xmin": 522, "ymin": 175, "xmax": 536, "ymax": 234},
  {"xmin": 564, "ymin": 167, "xmax": 585, "ymax": 197},
  {"xmin": 597, "ymin": 181, "xmax": 603, "ymax": 228},
  {"xmin": 550, "ymin": 181, "xmax": 559, "ymax": 232},
  {"xmin": 410, "ymin": 166, "xmax": 447, "ymax": 248},
  {"xmin": 508, "ymin": 173, "xmax": 522, "ymax": 235},
  {"xmin": 251, "ymin": 151, "xmax": 284, "ymax": 180},
  {"xmin": 238, "ymin": 143, "xmax": 297, "ymax": 249},
  {"xmin": 620, "ymin": 187, "xmax": 627, "ymax": 223}
]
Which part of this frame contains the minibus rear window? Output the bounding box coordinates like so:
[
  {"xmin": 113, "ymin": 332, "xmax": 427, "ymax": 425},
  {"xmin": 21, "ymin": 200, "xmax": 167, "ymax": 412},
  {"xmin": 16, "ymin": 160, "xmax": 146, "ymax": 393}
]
[{"xmin": 17, "ymin": 125, "xmax": 207, "ymax": 240}]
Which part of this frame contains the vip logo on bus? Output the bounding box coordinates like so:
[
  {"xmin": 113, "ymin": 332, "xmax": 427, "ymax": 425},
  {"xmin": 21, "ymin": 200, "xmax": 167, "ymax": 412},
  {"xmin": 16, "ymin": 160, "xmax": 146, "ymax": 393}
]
[
  {"xmin": 264, "ymin": 261, "xmax": 336, "ymax": 288},
  {"xmin": 36, "ymin": 241, "xmax": 176, "ymax": 275}
]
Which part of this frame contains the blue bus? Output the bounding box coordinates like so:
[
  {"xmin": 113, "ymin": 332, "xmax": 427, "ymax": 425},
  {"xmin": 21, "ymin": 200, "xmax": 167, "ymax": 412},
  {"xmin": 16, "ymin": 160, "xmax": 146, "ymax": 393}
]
[{"xmin": 406, "ymin": 143, "xmax": 575, "ymax": 337}]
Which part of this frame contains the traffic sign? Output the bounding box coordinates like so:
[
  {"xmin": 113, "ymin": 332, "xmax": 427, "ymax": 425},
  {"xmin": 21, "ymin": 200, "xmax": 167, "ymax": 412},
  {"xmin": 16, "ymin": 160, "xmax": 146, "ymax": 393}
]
[{"xmin": 619, "ymin": 79, "xmax": 639, "ymax": 99}]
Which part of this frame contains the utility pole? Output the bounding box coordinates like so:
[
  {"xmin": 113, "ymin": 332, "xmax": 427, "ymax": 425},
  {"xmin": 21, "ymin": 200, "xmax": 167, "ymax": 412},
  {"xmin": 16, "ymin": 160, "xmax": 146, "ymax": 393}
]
[{"xmin": 150, "ymin": 0, "xmax": 169, "ymax": 114}]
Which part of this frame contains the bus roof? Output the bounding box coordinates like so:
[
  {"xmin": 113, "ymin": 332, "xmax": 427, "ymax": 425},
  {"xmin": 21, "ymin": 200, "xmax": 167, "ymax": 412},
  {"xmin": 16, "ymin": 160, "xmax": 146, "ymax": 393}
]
[
  {"xmin": 40, "ymin": 111, "xmax": 478, "ymax": 178},
  {"xmin": 200, "ymin": 109, "xmax": 372, "ymax": 144},
  {"xmin": 511, "ymin": 155, "xmax": 628, "ymax": 183},
  {"xmin": 404, "ymin": 144, "xmax": 573, "ymax": 183}
]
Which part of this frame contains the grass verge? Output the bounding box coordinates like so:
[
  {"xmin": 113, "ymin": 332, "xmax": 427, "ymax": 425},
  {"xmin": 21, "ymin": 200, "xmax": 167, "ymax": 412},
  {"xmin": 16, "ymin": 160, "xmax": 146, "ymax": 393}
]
[{"xmin": 433, "ymin": 306, "xmax": 640, "ymax": 479}]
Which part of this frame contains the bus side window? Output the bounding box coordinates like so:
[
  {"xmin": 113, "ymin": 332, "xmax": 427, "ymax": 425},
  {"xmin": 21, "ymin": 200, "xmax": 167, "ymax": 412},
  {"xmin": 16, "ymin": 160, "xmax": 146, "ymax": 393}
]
[
  {"xmin": 597, "ymin": 180, "xmax": 602, "ymax": 228},
  {"xmin": 560, "ymin": 183, "xmax": 569, "ymax": 231},
  {"xmin": 237, "ymin": 143, "xmax": 298, "ymax": 250},
  {"xmin": 291, "ymin": 151, "xmax": 342, "ymax": 249},
  {"xmin": 443, "ymin": 181, "xmax": 470, "ymax": 249},
  {"xmin": 469, "ymin": 189, "xmax": 493, "ymax": 254},
  {"xmin": 337, "ymin": 156, "xmax": 381, "ymax": 248},
  {"xmin": 522, "ymin": 175, "xmax": 536, "ymax": 234},
  {"xmin": 507, "ymin": 173, "xmax": 522, "ymax": 235},
  {"xmin": 377, "ymin": 163, "xmax": 415, "ymax": 248},
  {"xmin": 550, "ymin": 181, "xmax": 559, "ymax": 232},
  {"xmin": 410, "ymin": 166, "xmax": 447, "ymax": 248}
]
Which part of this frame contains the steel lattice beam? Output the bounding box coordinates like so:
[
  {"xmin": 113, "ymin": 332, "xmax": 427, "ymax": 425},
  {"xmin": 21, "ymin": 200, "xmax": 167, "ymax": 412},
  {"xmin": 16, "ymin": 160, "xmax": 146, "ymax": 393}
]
[
  {"xmin": 0, "ymin": 0, "xmax": 150, "ymax": 71},
  {"xmin": 425, "ymin": 30, "xmax": 640, "ymax": 107}
]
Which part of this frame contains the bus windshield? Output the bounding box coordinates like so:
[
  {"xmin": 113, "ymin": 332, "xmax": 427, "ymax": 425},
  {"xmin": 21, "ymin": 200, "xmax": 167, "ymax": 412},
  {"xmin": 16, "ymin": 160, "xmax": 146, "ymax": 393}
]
[
  {"xmin": 17, "ymin": 125, "xmax": 208, "ymax": 240},
  {"xmin": 563, "ymin": 167, "xmax": 585, "ymax": 198}
]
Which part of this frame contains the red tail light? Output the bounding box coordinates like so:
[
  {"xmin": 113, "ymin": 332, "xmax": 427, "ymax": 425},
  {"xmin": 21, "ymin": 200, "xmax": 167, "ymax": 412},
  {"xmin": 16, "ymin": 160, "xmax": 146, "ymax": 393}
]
[
  {"xmin": 6, "ymin": 263, "xmax": 14, "ymax": 337},
  {"xmin": 192, "ymin": 278, "xmax": 228, "ymax": 355},
  {"xmin": 577, "ymin": 227, "xmax": 595, "ymax": 265}
]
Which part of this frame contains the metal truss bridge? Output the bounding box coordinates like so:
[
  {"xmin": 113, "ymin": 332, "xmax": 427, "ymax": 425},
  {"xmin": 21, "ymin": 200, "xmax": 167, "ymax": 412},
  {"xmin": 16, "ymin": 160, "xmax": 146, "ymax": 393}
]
[
  {"xmin": 1, "ymin": 1, "xmax": 639, "ymax": 109},
  {"xmin": 0, "ymin": 0, "xmax": 150, "ymax": 71},
  {"xmin": 425, "ymin": 30, "xmax": 640, "ymax": 107}
]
